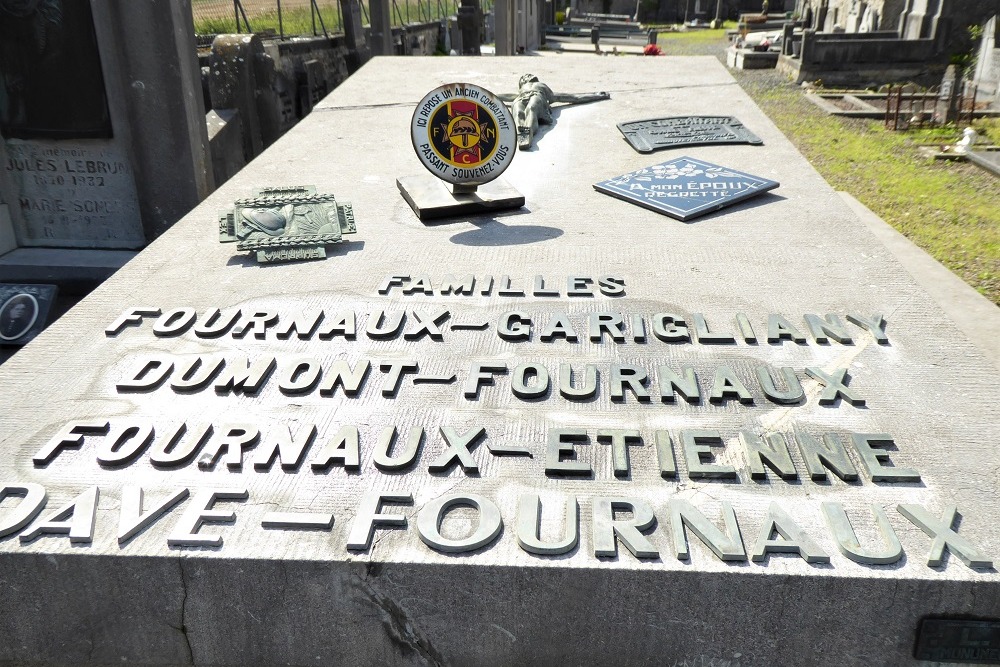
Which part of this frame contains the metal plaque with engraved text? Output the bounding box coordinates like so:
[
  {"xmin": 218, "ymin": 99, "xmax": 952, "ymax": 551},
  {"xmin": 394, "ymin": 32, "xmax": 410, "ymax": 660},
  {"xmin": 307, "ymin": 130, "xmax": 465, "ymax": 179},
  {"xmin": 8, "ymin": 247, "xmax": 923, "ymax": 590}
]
[
  {"xmin": 915, "ymin": 619, "xmax": 1000, "ymax": 664},
  {"xmin": 618, "ymin": 116, "xmax": 763, "ymax": 153}
]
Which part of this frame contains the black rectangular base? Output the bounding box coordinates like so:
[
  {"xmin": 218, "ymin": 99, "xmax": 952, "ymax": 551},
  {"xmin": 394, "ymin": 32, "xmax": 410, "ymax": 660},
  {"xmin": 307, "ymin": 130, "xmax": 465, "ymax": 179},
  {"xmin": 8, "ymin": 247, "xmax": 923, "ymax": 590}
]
[{"xmin": 397, "ymin": 175, "xmax": 525, "ymax": 221}]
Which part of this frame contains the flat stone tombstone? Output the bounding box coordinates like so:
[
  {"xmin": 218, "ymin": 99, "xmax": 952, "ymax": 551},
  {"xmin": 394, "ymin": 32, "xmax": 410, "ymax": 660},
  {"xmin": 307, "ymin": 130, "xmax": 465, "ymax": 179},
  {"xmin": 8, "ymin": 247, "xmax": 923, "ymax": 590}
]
[{"xmin": 1, "ymin": 57, "xmax": 1000, "ymax": 667}]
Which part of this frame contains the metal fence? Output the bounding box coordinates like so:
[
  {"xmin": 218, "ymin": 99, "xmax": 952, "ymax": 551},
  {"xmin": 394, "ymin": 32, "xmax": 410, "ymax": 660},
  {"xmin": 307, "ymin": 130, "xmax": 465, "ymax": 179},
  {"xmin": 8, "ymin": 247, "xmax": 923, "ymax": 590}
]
[
  {"xmin": 191, "ymin": 0, "xmax": 482, "ymax": 37},
  {"xmin": 884, "ymin": 82, "xmax": 979, "ymax": 131}
]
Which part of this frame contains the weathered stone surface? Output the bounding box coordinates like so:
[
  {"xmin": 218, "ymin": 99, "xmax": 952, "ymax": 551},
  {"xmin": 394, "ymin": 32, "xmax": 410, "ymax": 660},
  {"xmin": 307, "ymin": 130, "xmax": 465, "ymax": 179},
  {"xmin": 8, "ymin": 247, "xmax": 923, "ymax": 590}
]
[{"xmin": 1, "ymin": 57, "xmax": 999, "ymax": 666}]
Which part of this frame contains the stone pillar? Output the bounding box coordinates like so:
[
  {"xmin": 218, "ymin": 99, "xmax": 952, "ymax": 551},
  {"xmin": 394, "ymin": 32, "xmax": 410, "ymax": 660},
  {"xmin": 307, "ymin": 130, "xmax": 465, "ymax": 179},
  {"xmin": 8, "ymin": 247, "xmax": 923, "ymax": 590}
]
[
  {"xmin": 0, "ymin": 141, "xmax": 22, "ymax": 255},
  {"xmin": 340, "ymin": 0, "xmax": 371, "ymax": 71},
  {"xmin": 369, "ymin": 0, "xmax": 395, "ymax": 56},
  {"xmin": 494, "ymin": 0, "xmax": 517, "ymax": 55},
  {"xmin": 90, "ymin": 0, "xmax": 213, "ymax": 242},
  {"xmin": 458, "ymin": 0, "xmax": 482, "ymax": 55}
]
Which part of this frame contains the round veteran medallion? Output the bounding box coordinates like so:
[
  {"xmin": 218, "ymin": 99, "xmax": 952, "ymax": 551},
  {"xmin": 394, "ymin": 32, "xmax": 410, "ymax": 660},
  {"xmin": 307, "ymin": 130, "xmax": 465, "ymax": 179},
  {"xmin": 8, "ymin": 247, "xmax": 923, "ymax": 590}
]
[{"xmin": 410, "ymin": 83, "xmax": 517, "ymax": 186}]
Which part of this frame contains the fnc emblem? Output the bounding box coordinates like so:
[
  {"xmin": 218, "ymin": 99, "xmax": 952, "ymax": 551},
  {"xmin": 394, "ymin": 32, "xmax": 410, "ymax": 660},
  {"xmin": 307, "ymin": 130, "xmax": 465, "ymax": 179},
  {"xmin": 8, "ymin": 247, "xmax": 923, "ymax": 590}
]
[
  {"xmin": 432, "ymin": 102, "xmax": 497, "ymax": 165},
  {"xmin": 410, "ymin": 83, "xmax": 516, "ymax": 186}
]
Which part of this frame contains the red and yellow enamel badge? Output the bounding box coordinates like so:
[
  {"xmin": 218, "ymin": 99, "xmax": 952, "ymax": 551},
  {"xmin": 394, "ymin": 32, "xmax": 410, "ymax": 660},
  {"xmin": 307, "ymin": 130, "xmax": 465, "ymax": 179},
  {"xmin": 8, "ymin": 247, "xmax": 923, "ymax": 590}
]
[{"xmin": 411, "ymin": 83, "xmax": 516, "ymax": 185}]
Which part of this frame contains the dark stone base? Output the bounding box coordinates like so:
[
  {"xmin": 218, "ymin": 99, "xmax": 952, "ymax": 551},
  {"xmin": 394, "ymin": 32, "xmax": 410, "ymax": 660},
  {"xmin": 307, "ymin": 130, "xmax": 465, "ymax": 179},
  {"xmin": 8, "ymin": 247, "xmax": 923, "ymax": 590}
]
[
  {"xmin": 2, "ymin": 553, "xmax": 1000, "ymax": 666},
  {"xmin": 396, "ymin": 175, "xmax": 524, "ymax": 221},
  {"xmin": 0, "ymin": 248, "xmax": 136, "ymax": 294}
]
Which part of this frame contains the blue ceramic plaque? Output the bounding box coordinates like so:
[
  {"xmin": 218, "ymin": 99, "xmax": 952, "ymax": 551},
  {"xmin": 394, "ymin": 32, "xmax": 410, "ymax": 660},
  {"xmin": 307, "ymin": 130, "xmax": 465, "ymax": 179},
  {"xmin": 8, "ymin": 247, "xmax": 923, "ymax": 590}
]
[{"xmin": 593, "ymin": 156, "xmax": 779, "ymax": 221}]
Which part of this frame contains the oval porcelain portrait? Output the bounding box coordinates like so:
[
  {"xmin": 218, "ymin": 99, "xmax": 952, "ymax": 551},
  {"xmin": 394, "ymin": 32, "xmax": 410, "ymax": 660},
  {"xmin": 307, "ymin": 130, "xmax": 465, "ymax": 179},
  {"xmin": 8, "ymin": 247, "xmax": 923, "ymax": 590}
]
[{"xmin": 0, "ymin": 293, "xmax": 39, "ymax": 341}]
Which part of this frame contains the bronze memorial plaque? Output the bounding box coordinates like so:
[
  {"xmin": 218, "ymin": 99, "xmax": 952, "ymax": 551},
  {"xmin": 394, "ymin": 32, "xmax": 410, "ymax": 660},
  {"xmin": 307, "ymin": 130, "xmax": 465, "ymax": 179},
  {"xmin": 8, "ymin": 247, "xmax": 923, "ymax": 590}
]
[{"xmin": 218, "ymin": 185, "xmax": 356, "ymax": 263}]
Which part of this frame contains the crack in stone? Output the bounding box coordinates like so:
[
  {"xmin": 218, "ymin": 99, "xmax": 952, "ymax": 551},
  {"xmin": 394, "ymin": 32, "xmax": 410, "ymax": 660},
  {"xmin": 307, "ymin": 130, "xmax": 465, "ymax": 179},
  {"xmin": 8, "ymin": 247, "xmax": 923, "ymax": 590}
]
[
  {"xmin": 355, "ymin": 572, "xmax": 446, "ymax": 666},
  {"xmin": 171, "ymin": 558, "xmax": 195, "ymax": 665}
]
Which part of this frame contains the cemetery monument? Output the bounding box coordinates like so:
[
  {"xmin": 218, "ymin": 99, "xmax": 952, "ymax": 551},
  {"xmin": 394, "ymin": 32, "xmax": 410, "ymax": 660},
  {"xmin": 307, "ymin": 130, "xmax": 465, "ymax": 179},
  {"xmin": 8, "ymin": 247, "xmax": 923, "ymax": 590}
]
[{"xmin": 0, "ymin": 56, "xmax": 999, "ymax": 666}]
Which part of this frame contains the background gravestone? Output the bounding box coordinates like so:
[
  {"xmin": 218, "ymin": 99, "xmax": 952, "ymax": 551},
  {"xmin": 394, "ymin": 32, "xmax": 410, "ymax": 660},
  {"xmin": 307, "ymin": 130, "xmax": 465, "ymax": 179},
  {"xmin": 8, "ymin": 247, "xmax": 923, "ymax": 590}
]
[
  {"xmin": 0, "ymin": 0, "xmax": 141, "ymax": 248},
  {"xmin": 0, "ymin": 0, "xmax": 212, "ymax": 252}
]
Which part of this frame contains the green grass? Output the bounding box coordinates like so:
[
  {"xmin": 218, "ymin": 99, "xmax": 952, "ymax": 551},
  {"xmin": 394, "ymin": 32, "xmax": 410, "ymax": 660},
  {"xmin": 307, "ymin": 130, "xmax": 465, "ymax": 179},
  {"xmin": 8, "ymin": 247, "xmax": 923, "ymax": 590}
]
[
  {"xmin": 192, "ymin": 2, "xmax": 459, "ymax": 35},
  {"xmin": 747, "ymin": 82, "xmax": 1000, "ymax": 304},
  {"xmin": 647, "ymin": 24, "xmax": 735, "ymax": 48},
  {"xmin": 195, "ymin": 7, "xmax": 344, "ymax": 35}
]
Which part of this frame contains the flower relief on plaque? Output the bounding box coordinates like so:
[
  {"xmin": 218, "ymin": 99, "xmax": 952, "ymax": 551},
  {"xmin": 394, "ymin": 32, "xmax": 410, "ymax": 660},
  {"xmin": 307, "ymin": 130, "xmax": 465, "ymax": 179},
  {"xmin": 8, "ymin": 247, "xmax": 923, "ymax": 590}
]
[{"xmin": 218, "ymin": 185, "xmax": 356, "ymax": 263}]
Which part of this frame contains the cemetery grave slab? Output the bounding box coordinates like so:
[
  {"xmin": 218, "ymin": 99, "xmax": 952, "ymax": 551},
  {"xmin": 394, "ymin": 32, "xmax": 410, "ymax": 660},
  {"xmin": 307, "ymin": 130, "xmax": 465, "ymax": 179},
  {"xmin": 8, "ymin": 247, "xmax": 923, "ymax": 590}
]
[{"xmin": 1, "ymin": 57, "xmax": 999, "ymax": 667}]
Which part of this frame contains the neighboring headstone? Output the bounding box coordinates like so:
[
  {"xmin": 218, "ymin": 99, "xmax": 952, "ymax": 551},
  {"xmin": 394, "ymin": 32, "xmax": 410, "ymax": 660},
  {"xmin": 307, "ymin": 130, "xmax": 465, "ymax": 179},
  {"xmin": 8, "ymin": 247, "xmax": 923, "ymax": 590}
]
[
  {"xmin": 0, "ymin": 0, "xmax": 141, "ymax": 248},
  {"xmin": 448, "ymin": 16, "xmax": 463, "ymax": 54},
  {"xmin": 493, "ymin": 0, "xmax": 517, "ymax": 55},
  {"xmin": 339, "ymin": 0, "xmax": 371, "ymax": 70},
  {"xmin": 0, "ymin": 283, "xmax": 56, "ymax": 346},
  {"xmin": 935, "ymin": 64, "xmax": 960, "ymax": 124},
  {"xmin": 0, "ymin": 0, "xmax": 212, "ymax": 252},
  {"xmin": 206, "ymin": 109, "xmax": 246, "ymax": 187},
  {"xmin": 0, "ymin": 0, "xmax": 110, "ymax": 139},
  {"xmin": 482, "ymin": 10, "xmax": 495, "ymax": 44},
  {"xmin": 274, "ymin": 71, "xmax": 298, "ymax": 134},
  {"xmin": 899, "ymin": 0, "xmax": 934, "ymax": 40},
  {"xmin": 300, "ymin": 59, "xmax": 329, "ymax": 115},
  {"xmin": 210, "ymin": 34, "xmax": 283, "ymax": 163},
  {"xmin": 2, "ymin": 140, "xmax": 143, "ymax": 248},
  {"xmin": 0, "ymin": 205, "xmax": 15, "ymax": 256}
]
